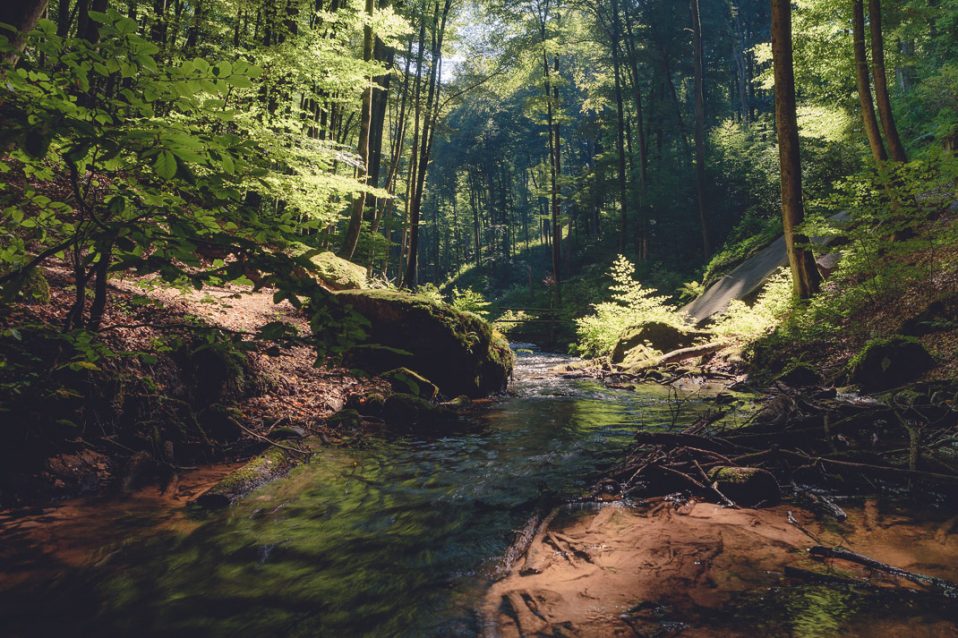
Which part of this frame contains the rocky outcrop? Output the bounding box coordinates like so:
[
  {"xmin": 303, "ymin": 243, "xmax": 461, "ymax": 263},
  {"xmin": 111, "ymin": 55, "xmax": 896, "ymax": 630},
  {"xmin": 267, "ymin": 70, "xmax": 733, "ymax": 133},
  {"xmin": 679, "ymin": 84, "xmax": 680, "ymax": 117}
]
[{"xmin": 337, "ymin": 290, "xmax": 514, "ymax": 397}]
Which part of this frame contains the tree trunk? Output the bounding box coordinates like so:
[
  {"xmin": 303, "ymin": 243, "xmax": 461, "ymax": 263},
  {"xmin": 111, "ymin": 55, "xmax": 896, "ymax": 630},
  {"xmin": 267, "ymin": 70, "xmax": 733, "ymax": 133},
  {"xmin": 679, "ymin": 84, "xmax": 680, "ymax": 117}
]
[
  {"xmin": 691, "ymin": 0, "xmax": 711, "ymax": 257},
  {"xmin": 340, "ymin": 0, "xmax": 377, "ymax": 259},
  {"xmin": 609, "ymin": 0, "xmax": 629, "ymax": 254},
  {"xmin": 1, "ymin": 0, "xmax": 50, "ymax": 66},
  {"xmin": 771, "ymin": 0, "xmax": 820, "ymax": 299},
  {"xmin": 868, "ymin": 0, "xmax": 907, "ymax": 162},
  {"xmin": 852, "ymin": 0, "xmax": 887, "ymax": 163}
]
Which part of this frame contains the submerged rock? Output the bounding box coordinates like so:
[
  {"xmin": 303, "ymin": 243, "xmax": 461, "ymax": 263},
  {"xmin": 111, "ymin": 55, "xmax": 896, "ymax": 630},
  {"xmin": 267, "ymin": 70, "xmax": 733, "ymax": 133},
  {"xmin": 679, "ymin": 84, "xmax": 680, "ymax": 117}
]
[
  {"xmin": 708, "ymin": 466, "xmax": 780, "ymax": 507},
  {"xmin": 338, "ymin": 289, "xmax": 514, "ymax": 397},
  {"xmin": 382, "ymin": 393, "xmax": 455, "ymax": 429},
  {"xmin": 848, "ymin": 335, "xmax": 935, "ymax": 392},
  {"xmin": 611, "ymin": 322, "xmax": 708, "ymax": 364}
]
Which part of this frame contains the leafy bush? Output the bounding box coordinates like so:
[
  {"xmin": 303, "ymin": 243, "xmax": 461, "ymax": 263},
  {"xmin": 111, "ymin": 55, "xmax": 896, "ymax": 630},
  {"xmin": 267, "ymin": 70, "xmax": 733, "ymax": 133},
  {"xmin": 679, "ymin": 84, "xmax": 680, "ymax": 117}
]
[
  {"xmin": 575, "ymin": 255, "xmax": 686, "ymax": 358},
  {"xmin": 451, "ymin": 287, "xmax": 491, "ymax": 318},
  {"xmin": 711, "ymin": 268, "xmax": 794, "ymax": 342}
]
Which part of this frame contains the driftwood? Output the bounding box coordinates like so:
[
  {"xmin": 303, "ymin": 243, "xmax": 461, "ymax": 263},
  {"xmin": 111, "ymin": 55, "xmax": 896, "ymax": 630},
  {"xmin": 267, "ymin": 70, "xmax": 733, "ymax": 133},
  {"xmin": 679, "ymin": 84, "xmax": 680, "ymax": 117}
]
[
  {"xmin": 810, "ymin": 546, "xmax": 958, "ymax": 598},
  {"xmin": 657, "ymin": 340, "xmax": 731, "ymax": 365}
]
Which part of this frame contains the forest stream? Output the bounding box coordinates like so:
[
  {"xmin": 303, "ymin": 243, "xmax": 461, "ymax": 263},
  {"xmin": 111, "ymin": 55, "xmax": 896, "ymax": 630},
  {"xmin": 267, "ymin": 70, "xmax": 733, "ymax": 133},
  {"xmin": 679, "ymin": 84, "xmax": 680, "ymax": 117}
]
[{"xmin": 1, "ymin": 347, "xmax": 957, "ymax": 637}]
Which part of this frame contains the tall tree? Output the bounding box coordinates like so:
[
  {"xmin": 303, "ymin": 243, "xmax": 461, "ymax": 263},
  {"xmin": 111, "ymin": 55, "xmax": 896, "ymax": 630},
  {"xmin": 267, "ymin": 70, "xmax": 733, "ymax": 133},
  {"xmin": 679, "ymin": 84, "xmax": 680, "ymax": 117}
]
[
  {"xmin": 771, "ymin": 0, "xmax": 820, "ymax": 299},
  {"xmin": 852, "ymin": 0, "xmax": 888, "ymax": 163},
  {"xmin": 868, "ymin": 0, "xmax": 907, "ymax": 162},
  {"xmin": 690, "ymin": 0, "xmax": 711, "ymax": 256},
  {"xmin": 341, "ymin": 0, "xmax": 379, "ymax": 259}
]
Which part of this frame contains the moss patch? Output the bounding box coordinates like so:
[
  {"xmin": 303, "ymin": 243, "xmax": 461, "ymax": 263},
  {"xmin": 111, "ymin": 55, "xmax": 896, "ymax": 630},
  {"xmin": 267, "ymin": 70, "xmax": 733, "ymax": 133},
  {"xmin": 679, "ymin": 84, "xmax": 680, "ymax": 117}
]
[{"xmin": 311, "ymin": 251, "xmax": 368, "ymax": 291}]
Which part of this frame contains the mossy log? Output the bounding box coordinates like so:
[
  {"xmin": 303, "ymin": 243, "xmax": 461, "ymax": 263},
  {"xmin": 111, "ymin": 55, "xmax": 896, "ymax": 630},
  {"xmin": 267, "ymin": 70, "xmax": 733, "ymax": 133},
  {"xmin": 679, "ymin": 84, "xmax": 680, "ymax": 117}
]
[{"xmin": 192, "ymin": 444, "xmax": 308, "ymax": 508}]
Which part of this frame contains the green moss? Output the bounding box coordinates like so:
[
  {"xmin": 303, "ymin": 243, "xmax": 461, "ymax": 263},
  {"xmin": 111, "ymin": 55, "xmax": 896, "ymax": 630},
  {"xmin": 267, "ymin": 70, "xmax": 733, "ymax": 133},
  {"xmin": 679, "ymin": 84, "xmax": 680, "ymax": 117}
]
[
  {"xmin": 337, "ymin": 289, "xmax": 514, "ymax": 397},
  {"xmin": 310, "ymin": 251, "xmax": 368, "ymax": 290},
  {"xmin": 194, "ymin": 446, "xmax": 297, "ymax": 507}
]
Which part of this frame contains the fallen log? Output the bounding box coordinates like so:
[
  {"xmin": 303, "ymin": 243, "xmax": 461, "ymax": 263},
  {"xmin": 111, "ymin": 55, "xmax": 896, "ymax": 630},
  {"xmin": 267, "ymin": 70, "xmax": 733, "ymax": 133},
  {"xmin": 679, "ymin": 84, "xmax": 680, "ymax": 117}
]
[
  {"xmin": 657, "ymin": 341, "xmax": 731, "ymax": 365},
  {"xmin": 809, "ymin": 545, "xmax": 958, "ymax": 598}
]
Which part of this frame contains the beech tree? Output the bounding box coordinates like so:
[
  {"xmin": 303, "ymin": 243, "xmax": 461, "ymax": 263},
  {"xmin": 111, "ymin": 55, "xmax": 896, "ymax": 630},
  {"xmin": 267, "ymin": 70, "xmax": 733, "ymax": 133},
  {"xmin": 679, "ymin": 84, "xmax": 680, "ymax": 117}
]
[{"xmin": 771, "ymin": 0, "xmax": 820, "ymax": 299}]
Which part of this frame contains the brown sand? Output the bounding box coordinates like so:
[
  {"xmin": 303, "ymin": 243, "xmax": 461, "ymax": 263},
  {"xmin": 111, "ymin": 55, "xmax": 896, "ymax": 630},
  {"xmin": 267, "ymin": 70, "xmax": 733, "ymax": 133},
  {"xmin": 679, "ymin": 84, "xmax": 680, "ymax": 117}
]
[{"xmin": 481, "ymin": 499, "xmax": 958, "ymax": 637}]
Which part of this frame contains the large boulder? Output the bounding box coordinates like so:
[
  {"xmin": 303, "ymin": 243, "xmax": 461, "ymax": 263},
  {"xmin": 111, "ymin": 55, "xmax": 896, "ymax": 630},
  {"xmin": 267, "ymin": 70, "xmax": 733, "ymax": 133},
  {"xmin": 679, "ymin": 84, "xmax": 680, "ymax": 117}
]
[
  {"xmin": 337, "ymin": 290, "xmax": 514, "ymax": 397},
  {"xmin": 311, "ymin": 251, "xmax": 368, "ymax": 291},
  {"xmin": 849, "ymin": 335, "xmax": 936, "ymax": 392},
  {"xmin": 611, "ymin": 321, "xmax": 709, "ymax": 364}
]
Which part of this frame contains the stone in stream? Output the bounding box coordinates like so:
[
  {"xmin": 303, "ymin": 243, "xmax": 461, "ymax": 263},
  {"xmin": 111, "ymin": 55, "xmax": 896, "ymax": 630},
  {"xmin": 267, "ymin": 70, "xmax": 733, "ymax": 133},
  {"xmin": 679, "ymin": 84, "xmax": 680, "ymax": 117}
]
[
  {"xmin": 382, "ymin": 393, "xmax": 456, "ymax": 430},
  {"xmin": 708, "ymin": 466, "xmax": 780, "ymax": 507},
  {"xmin": 337, "ymin": 289, "xmax": 514, "ymax": 397}
]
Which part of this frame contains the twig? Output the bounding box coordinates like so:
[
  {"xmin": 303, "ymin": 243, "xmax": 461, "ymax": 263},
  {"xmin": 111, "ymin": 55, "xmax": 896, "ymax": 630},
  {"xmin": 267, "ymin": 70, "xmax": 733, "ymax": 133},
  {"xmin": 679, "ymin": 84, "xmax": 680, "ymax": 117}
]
[{"xmin": 227, "ymin": 416, "xmax": 310, "ymax": 456}]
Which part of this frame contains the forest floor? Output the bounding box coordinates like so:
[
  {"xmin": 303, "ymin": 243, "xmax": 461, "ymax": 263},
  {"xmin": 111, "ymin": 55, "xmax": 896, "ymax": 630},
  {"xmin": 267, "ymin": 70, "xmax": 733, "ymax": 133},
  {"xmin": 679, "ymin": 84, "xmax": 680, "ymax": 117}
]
[{"xmin": 0, "ymin": 267, "xmax": 385, "ymax": 506}]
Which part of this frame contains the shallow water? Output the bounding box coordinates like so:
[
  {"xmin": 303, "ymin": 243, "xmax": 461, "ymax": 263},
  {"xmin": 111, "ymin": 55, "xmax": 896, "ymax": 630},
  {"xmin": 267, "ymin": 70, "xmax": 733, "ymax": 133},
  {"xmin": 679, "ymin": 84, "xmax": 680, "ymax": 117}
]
[
  {"xmin": 1, "ymin": 347, "xmax": 955, "ymax": 637},
  {"xmin": 0, "ymin": 347, "xmax": 711, "ymax": 637}
]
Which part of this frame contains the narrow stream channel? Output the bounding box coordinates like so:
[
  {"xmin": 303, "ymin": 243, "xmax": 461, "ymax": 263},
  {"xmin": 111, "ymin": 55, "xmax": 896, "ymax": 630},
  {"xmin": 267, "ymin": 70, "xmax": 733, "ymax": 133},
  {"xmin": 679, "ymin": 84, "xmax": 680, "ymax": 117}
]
[{"xmin": 0, "ymin": 347, "xmax": 713, "ymax": 637}]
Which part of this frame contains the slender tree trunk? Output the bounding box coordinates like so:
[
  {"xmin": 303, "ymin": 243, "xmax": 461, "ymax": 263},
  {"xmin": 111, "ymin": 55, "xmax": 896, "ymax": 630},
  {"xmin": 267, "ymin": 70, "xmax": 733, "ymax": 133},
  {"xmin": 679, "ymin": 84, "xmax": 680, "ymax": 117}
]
[
  {"xmin": 404, "ymin": 0, "xmax": 452, "ymax": 288},
  {"xmin": 852, "ymin": 0, "xmax": 887, "ymax": 163},
  {"xmin": 868, "ymin": 0, "xmax": 907, "ymax": 162},
  {"xmin": 772, "ymin": 0, "xmax": 820, "ymax": 299},
  {"xmin": 609, "ymin": 0, "xmax": 629, "ymax": 253},
  {"xmin": 341, "ymin": 0, "xmax": 377, "ymax": 258},
  {"xmin": 691, "ymin": 0, "xmax": 711, "ymax": 257},
  {"xmin": 730, "ymin": 2, "xmax": 751, "ymax": 123}
]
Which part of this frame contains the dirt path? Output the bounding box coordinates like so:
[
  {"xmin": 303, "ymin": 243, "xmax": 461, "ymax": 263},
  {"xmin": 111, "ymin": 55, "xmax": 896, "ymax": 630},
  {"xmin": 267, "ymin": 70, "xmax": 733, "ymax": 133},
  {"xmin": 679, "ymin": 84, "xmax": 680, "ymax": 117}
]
[{"xmin": 481, "ymin": 499, "xmax": 958, "ymax": 637}]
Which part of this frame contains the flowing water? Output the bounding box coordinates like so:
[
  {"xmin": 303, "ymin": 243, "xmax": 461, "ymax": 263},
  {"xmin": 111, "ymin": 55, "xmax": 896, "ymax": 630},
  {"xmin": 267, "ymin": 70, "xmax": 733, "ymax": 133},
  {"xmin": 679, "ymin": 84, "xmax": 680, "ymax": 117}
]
[
  {"xmin": 0, "ymin": 347, "xmax": 712, "ymax": 637},
  {"xmin": 1, "ymin": 347, "xmax": 956, "ymax": 637}
]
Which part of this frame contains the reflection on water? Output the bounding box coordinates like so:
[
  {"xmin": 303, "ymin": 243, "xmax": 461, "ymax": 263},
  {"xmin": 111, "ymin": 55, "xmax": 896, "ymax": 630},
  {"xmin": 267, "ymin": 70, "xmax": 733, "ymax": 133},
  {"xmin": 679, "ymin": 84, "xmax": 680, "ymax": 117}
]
[
  {"xmin": 0, "ymin": 347, "xmax": 955, "ymax": 637},
  {"xmin": 0, "ymin": 347, "xmax": 704, "ymax": 637}
]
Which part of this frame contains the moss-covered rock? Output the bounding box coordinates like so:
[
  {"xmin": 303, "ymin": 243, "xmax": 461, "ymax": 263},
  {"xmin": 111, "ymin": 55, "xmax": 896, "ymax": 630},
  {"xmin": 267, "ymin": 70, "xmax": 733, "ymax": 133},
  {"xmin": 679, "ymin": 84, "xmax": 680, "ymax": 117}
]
[
  {"xmin": 381, "ymin": 367, "xmax": 439, "ymax": 400},
  {"xmin": 708, "ymin": 466, "xmax": 780, "ymax": 507},
  {"xmin": 611, "ymin": 322, "xmax": 708, "ymax": 364},
  {"xmin": 311, "ymin": 251, "xmax": 368, "ymax": 291},
  {"xmin": 345, "ymin": 392, "xmax": 387, "ymax": 417},
  {"xmin": 327, "ymin": 408, "xmax": 363, "ymax": 429},
  {"xmin": 776, "ymin": 361, "xmax": 823, "ymax": 388},
  {"xmin": 338, "ymin": 289, "xmax": 514, "ymax": 397},
  {"xmin": 848, "ymin": 335, "xmax": 936, "ymax": 392}
]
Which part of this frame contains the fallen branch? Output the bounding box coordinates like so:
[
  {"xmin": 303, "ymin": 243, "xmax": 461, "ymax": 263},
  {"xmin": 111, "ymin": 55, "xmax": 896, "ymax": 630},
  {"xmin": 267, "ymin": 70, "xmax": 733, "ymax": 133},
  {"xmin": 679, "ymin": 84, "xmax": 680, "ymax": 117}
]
[
  {"xmin": 657, "ymin": 341, "xmax": 731, "ymax": 365},
  {"xmin": 809, "ymin": 545, "xmax": 958, "ymax": 598}
]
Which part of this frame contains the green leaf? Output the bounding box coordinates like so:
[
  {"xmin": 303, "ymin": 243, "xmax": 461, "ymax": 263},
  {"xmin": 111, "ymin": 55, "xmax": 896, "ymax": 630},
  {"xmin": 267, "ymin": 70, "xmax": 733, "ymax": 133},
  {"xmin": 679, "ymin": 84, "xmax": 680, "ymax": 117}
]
[{"xmin": 153, "ymin": 150, "xmax": 177, "ymax": 180}]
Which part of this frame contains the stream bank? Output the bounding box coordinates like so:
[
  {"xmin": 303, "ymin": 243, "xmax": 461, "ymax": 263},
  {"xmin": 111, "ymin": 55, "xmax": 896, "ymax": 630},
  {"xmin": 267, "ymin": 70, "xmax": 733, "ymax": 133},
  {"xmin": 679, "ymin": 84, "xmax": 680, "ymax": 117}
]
[{"xmin": 1, "ymin": 346, "xmax": 956, "ymax": 637}]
